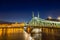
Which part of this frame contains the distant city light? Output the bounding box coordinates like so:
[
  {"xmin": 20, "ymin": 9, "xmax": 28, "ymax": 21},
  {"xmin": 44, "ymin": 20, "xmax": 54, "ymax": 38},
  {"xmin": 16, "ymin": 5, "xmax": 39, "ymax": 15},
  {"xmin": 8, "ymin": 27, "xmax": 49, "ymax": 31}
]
[
  {"xmin": 48, "ymin": 16, "xmax": 52, "ymax": 19},
  {"xmin": 57, "ymin": 16, "xmax": 60, "ymax": 20}
]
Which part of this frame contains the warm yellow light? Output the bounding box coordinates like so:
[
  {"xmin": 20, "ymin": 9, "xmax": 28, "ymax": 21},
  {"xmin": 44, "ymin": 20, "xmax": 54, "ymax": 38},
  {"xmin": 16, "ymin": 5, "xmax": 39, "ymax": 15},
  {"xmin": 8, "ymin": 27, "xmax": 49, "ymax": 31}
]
[
  {"xmin": 0, "ymin": 29, "xmax": 2, "ymax": 36},
  {"xmin": 20, "ymin": 28, "xmax": 23, "ymax": 32},
  {"xmin": 7, "ymin": 29, "xmax": 13, "ymax": 34},
  {"xmin": 20, "ymin": 23, "xmax": 25, "ymax": 27},
  {"xmin": 27, "ymin": 27, "xmax": 31, "ymax": 33}
]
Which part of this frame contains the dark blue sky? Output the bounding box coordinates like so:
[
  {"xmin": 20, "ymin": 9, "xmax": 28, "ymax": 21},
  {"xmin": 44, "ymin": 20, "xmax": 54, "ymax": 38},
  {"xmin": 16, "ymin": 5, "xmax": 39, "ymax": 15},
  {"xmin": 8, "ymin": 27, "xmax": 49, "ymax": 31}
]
[{"xmin": 0, "ymin": 0, "xmax": 60, "ymax": 22}]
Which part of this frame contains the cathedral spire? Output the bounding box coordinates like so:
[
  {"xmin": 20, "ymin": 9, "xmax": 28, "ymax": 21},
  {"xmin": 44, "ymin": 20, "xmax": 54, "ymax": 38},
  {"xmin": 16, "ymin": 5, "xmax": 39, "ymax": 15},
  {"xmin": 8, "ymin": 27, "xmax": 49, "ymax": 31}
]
[
  {"xmin": 38, "ymin": 12, "xmax": 39, "ymax": 18},
  {"xmin": 32, "ymin": 11, "xmax": 34, "ymax": 18}
]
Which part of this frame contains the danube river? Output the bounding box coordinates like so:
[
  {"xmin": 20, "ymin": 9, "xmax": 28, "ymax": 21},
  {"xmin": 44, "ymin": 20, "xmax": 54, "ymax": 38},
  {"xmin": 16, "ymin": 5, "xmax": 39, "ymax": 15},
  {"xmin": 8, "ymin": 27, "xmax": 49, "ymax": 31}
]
[
  {"xmin": 0, "ymin": 28, "xmax": 34, "ymax": 40},
  {"xmin": 0, "ymin": 28, "xmax": 60, "ymax": 40}
]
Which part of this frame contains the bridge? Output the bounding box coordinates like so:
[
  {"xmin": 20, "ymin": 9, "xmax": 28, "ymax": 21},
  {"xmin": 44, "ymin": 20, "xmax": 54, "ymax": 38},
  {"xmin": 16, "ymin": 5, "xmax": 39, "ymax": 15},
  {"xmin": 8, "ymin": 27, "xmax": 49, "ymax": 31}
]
[
  {"xmin": 25, "ymin": 12, "xmax": 60, "ymax": 34},
  {"xmin": 0, "ymin": 12, "xmax": 60, "ymax": 40},
  {"xmin": 26, "ymin": 13, "xmax": 60, "ymax": 40}
]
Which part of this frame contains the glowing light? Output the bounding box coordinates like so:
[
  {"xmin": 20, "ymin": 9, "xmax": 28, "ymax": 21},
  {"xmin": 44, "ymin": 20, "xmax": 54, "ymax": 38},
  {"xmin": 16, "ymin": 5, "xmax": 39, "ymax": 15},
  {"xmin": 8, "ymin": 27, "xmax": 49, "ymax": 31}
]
[
  {"xmin": 31, "ymin": 28, "xmax": 42, "ymax": 33},
  {"xmin": 0, "ymin": 29, "xmax": 2, "ymax": 36},
  {"xmin": 34, "ymin": 17, "xmax": 38, "ymax": 19},
  {"xmin": 20, "ymin": 28, "xmax": 23, "ymax": 32},
  {"xmin": 48, "ymin": 16, "xmax": 52, "ymax": 19},
  {"xmin": 27, "ymin": 27, "xmax": 31, "ymax": 33},
  {"xmin": 57, "ymin": 16, "xmax": 60, "ymax": 20},
  {"xmin": 20, "ymin": 23, "xmax": 25, "ymax": 27}
]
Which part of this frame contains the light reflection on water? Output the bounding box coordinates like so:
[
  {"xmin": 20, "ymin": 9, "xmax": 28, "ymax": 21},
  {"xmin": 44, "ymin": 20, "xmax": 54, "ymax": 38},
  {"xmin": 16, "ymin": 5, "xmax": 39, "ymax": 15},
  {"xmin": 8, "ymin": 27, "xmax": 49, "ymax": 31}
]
[
  {"xmin": 0, "ymin": 29, "xmax": 2, "ymax": 36},
  {"xmin": 0, "ymin": 28, "xmax": 25, "ymax": 40},
  {"xmin": 0, "ymin": 28, "xmax": 60, "ymax": 40}
]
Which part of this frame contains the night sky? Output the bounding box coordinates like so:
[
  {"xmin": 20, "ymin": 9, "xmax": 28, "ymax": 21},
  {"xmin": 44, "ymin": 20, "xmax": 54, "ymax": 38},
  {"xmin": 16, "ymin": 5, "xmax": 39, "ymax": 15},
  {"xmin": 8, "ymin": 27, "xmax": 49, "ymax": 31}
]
[{"xmin": 0, "ymin": 0, "xmax": 60, "ymax": 22}]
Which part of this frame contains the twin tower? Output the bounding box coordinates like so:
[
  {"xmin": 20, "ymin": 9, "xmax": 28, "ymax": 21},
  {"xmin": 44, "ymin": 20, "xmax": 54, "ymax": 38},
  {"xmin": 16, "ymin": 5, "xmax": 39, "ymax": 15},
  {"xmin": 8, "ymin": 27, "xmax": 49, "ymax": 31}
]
[{"xmin": 32, "ymin": 12, "xmax": 40, "ymax": 18}]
